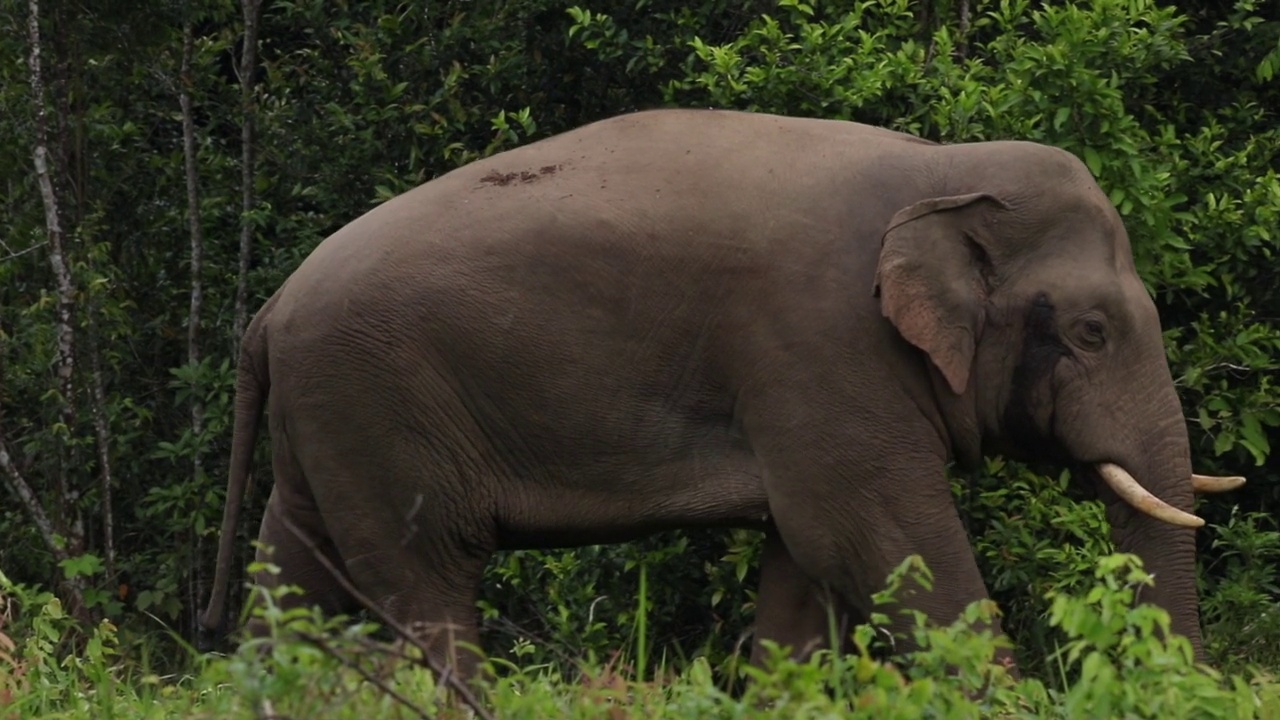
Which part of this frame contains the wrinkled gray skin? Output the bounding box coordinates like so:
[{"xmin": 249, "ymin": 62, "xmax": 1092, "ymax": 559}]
[{"xmin": 202, "ymin": 109, "xmax": 1210, "ymax": 678}]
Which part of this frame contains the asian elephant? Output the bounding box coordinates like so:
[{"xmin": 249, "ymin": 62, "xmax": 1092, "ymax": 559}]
[{"xmin": 200, "ymin": 109, "xmax": 1245, "ymax": 679}]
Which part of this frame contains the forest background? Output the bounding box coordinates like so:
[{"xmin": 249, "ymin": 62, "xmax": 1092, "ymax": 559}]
[{"xmin": 1, "ymin": 0, "xmax": 1280, "ymax": 716}]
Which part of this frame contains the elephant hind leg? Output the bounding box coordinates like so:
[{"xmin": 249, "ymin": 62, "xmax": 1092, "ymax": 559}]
[
  {"xmin": 245, "ymin": 486, "xmax": 360, "ymax": 638},
  {"xmin": 338, "ymin": 533, "xmax": 492, "ymax": 684},
  {"xmin": 279, "ymin": 381, "xmax": 500, "ymax": 685},
  {"xmin": 751, "ymin": 530, "xmax": 862, "ymax": 667},
  {"xmin": 304, "ymin": 447, "xmax": 497, "ymax": 683}
]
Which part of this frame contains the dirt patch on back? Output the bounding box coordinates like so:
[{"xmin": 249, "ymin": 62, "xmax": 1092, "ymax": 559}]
[{"xmin": 480, "ymin": 164, "xmax": 562, "ymax": 187}]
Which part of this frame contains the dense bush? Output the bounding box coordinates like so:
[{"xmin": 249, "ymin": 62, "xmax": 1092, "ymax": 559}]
[{"xmin": 1, "ymin": 0, "xmax": 1278, "ymax": 710}]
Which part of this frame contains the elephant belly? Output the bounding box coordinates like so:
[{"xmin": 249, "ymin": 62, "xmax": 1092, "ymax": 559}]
[{"xmin": 493, "ymin": 447, "xmax": 770, "ymax": 550}]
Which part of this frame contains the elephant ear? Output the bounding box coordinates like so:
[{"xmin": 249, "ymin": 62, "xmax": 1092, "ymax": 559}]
[{"xmin": 874, "ymin": 193, "xmax": 1007, "ymax": 395}]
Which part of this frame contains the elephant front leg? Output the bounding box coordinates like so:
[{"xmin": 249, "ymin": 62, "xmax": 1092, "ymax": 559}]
[
  {"xmin": 767, "ymin": 463, "xmax": 1011, "ymax": 669},
  {"xmin": 751, "ymin": 530, "xmax": 862, "ymax": 666},
  {"xmin": 745, "ymin": 396, "xmax": 1011, "ymax": 670}
]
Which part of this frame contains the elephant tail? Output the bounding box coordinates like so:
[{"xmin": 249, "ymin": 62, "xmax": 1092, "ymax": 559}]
[{"xmin": 199, "ymin": 296, "xmax": 275, "ymax": 637}]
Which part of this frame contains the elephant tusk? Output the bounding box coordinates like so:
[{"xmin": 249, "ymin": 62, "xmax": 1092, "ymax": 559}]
[
  {"xmin": 1096, "ymin": 463, "xmax": 1205, "ymax": 528},
  {"xmin": 1191, "ymin": 473, "xmax": 1246, "ymax": 494}
]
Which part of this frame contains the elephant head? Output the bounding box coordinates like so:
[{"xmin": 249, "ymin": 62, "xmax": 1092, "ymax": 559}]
[{"xmin": 872, "ymin": 143, "xmax": 1243, "ymax": 660}]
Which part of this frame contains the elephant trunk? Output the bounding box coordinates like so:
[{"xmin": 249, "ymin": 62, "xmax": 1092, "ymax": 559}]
[{"xmin": 1097, "ymin": 404, "xmax": 1204, "ymax": 662}]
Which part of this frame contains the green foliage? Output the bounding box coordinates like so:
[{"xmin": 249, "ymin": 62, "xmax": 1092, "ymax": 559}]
[
  {"xmin": 476, "ymin": 530, "xmax": 761, "ymax": 678},
  {"xmin": 1, "ymin": 0, "xmax": 1278, "ymax": 710},
  {"xmin": 5, "ymin": 557, "xmax": 1280, "ymax": 718},
  {"xmin": 1036, "ymin": 555, "xmax": 1274, "ymax": 718},
  {"xmin": 1200, "ymin": 511, "xmax": 1280, "ymax": 671}
]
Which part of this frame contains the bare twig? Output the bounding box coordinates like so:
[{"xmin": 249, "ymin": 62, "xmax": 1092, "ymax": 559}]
[
  {"xmin": 0, "ymin": 240, "xmax": 46, "ymax": 262},
  {"xmin": 273, "ymin": 510, "xmax": 495, "ymax": 720},
  {"xmin": 1203, "ymin": 362, "xmax": 1253, "ymax": 375},
  {"xmin": 483, "ymin": 608, "xmax": 582, "ymax": 669},
  {"xmin": 233, "ymin": 0, "xmax": 264, "ymax": 352}
]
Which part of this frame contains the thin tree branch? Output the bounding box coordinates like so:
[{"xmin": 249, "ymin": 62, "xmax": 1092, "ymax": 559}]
[
  {"xmin": 256, "ymin": 698, "xmax": 291, "ymax": 720},
  {"xmin": 0, "ymin": 240, "xmax": 46, "ymax": 262},
  {"xmin": 1203, "ymin": 362, "xmax": 1253, "ymax": 374}
]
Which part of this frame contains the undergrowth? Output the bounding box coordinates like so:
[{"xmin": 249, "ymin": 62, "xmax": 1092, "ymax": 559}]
[{"xmin": 3, "ymin": 554, "xmax": 1278, "ymax": 719}]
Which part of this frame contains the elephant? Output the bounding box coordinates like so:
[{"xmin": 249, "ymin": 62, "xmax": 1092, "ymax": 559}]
[{"xmin": 200, "ymin": 108, "xmax": 1245, "ymax": 681}]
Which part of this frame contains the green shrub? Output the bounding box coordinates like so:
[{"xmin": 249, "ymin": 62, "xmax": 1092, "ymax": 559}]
[{"xmin": 9, "ymin": 555, "xmax": 1280, "ymax": 718}]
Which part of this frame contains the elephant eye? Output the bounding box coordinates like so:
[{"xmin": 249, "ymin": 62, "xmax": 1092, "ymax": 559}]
[{"xmin": 1081, "ymin": 318, "xmax": 1107, "ymax": 347}]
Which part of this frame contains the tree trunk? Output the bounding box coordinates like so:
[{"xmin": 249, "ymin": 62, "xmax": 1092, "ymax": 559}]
[
  {"xmin": 180, "ymin": 22, "xmax": 205, "ymax": 483},
  {"xmin": 29, "ymin": 0, "xmax": 76, "ymax": 521},
  {"xmin": 26, "ymin": 0, "xmax": 90, "ymax": 624},
  {"xmin": 86, "ymin": 332, "xmax": 116, "ymax": 580},
  {"xmin": 233, "ymin": 0, "xmax": 264, "ymax": 352},
  {"xmin": 180, "ymin": 21, "xmax": 208, "ymax": 639},
  {"xmin": 957, "ymin": 0, "xmax": 971, "ymax": 60}
]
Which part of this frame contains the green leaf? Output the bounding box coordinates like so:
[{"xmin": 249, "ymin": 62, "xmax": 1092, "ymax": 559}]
[
  {"xmin": 1054, "ymin": 106, "xmax": 1071, "ymax": 130},
  {"xmin": 1239, "ymin": 414, "xmax": 1271, "ymax": 465},
  {"xmin": 1214, "ymin": 431, "xmax": 1235, "ymax": 456},
  {"xmin": 1083, "ymin": 146, "xmax": 1104, "ymax": 177}
]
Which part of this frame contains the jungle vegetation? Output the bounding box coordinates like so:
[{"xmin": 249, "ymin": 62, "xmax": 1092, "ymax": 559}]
[{"xmin": 1, "ymin": 0, "xmax": 1278, "ymax": 716}]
